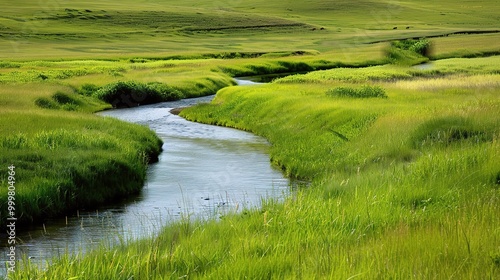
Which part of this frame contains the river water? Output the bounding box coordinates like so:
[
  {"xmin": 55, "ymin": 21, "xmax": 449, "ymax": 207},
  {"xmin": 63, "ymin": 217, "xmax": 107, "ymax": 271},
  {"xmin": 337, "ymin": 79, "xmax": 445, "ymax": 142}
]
[{"xmin": 0, "ymin": 81, "xmax": 290, "ymax": 275}]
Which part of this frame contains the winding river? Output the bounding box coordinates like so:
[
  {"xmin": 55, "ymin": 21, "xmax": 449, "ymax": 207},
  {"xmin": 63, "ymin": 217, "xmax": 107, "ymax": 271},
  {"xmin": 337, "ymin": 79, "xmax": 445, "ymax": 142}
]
[{"xmin": 0, "ymin": 79, "xmax": 290, "ymax": 274}]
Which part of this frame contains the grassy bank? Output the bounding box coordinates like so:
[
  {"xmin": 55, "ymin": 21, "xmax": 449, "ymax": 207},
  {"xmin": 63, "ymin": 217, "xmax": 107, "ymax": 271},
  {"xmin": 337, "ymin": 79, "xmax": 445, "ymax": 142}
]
[
  {"xmin": 0, "ymin": 83, "xmax": 163, "ymax": 227},
  {"xmin": 178, "ymin": 57, "xmax": 500, "ymax": 278},
  {"xmin": 3, "ymin": 0, "xmax": 500, "ymax": 278},
  {"xmin": 13, "ymin": 57, "xmax": 499, "ymax": 279},
  {"xmin": 0, "ymin": 50, "xmax": 388, "ymax": 109}
]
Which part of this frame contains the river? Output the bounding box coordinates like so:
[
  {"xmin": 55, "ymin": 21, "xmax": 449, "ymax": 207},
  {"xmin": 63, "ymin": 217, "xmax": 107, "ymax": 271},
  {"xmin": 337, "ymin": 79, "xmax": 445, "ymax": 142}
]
[{"xmin": 0, "ymin": 79, "xmax": 290, "ymax": 275}]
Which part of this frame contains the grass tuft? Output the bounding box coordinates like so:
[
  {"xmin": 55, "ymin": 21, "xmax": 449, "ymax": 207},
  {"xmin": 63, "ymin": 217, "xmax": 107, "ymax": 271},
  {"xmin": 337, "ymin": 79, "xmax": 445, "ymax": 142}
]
[
  {"xmin": 326, "ymin": 85, "xmax": 387, "ymax": 98},
  {"xmin": 411, "ymin": 117, "xmax": 494, "ymax": 148},
  {"xmin": 52, "ymin": 91, "xmax": 80, "ymax": 106},
  {"xmin": 76, "ymin": 84, "xmax": 101, "ymax": 96}
]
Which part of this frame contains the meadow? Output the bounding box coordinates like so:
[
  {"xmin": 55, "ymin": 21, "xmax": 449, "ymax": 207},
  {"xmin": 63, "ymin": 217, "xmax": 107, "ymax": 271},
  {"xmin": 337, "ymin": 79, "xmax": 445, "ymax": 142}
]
[
  {"xmin": 10, "ymin": 56, "xmax": 499, "ymax": 280},
  {"xmin": 0, "ymin": 82, "xmax": 163, "ymax": 225},
  {"xmin": 1, "ymin": 0, "xmax": 499, "ymax": 279}
]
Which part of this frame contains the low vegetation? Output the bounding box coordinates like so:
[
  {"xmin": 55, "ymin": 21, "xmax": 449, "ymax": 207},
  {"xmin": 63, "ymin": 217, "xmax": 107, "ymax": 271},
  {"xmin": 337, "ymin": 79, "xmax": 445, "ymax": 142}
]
[
  {"xmin": 2, "ymin": 0, "xmax": 499, "ymax": 279},
  {"xmin": 385, "ymin": 38, "xmax": 432, "ymax": 65},
  {"xmin": 326, "ymin": 85, "xmax": 387, "ymax": 99},
  {"xmin": 93, "ymin": 81, "xmax": 182, "ymax": 108},
  {"xmin": 11, "ymin": 56, "xmax": 499, "ymax": 279},
  {"xmin": 0, "ymin": 84, "xmax": 163, "ymax": 226}
]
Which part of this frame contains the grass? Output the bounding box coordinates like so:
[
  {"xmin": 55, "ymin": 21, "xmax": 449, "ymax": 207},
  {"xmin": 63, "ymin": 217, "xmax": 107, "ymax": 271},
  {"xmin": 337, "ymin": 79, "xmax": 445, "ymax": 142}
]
[
  {"xmin": 1, "ymin": 0, "xmax": 499, "ymax": 59},
  {"xmin": 326, "ymin": 85, "xmax": 387, "ymax": 99},
  {"xmin": 0, "ymin": 83, "xmax": 163, "ymax": 226},
  {"xmin": 11, "ymin": 56, "xmax": 499, "ymax": 279},
  {"xmin": 176, "ymin": 61, "xmax": 499, "ymax": 278},
  {"xmin": 2, "ymin": 0, "xmax": 499, "ymax": 279}
]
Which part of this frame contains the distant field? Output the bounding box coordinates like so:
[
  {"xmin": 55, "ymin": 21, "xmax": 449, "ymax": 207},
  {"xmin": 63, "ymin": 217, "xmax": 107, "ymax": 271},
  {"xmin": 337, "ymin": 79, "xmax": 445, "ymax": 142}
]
[
  {"xmin": 10, "ymin": 55, "xmax": 498, "ymax": 279},
  {"xmin": 1, "ymin": 0, "xmax": 498, "ymax": 59}
]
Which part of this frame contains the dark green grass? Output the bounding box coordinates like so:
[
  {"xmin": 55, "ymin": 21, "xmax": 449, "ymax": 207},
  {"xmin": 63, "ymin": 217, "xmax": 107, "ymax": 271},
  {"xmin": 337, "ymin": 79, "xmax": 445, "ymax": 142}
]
[
  {"xmin": 326, "ymin": 85, "xmax": 387, "ymax": 98},
  {"xmin": 93, "ymin": 81, "xmax": 182, "ymax": 108}
]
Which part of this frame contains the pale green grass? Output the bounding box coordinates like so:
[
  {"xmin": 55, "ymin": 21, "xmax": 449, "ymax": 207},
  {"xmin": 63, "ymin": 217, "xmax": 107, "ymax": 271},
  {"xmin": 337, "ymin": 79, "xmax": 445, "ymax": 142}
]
[
  {"xmin": 13, "ymin": 57, "xmax": 499, "ymax": 279},
  {"xmin": 392, "ymin": 74, "xmax": 500, "ymax": 91},
  {"xmin": 0, "ymin": 81, "xmax": 162, "ymax": 226},
  {"xmin": 275, "ymin": 56, "xmax": 500, "ymax": 84}
]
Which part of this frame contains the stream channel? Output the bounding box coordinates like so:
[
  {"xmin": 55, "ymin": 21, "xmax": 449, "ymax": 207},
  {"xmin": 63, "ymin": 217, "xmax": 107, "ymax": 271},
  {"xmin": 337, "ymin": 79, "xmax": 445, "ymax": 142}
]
[{"xmin": 0, "ymin": 78, "xmax": 291, "ymax": 275}]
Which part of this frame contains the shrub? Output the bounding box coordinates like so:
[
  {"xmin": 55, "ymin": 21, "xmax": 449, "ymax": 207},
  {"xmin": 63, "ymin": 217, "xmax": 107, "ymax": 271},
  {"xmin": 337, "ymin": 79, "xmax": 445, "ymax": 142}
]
[
  {"xmin": 410, "ymin": 39, "xmax": 432, "ymax": 57},
  {"xmin": 326, "ymin": 85, "xmax": 387, "ymax": 98},
  {"xmin": 145, "ymin": 82, "xmax": 183, "ymax": 101},
  {"xmin": 391, "ymin": 39, "xmax": 430, "ymax": 54},
  {"xmin": 34, "ymin": 97, "xmax": 60, "ymax": 109},
  {"xmin": 94, "ymin": 81, "xmax": 183, "ymax": 108},
  {"xmin": 386, "ymin": 39, "xmax": 432, "ymax": 65},
  {"xmin": 94, "ymin": 81, "xmax": 148, "ymax": 108}
]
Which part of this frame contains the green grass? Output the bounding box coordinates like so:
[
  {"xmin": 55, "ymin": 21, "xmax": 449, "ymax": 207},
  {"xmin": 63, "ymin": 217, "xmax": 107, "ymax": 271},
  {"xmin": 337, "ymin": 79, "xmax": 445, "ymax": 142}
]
[
  {"xmin": 11, "ymin": 57, "xmax": 499, "ymax": 279},
  {"xmin": 0, "ymin": 83, "xmax": 163, "ymax": 226},
  {"xmin": 1, "ymin": 0, "xmax": 498, "ymax": 59},
  {"xmin": 175, "ymin": 60, "xmax": 499, "ymax": 278},
  {"xmin": 326, "ymin": 85, "xmax": 387, "ymax": 99},
  {"xmin": 2, "ymin": 0, "xmax": 500, "ymax": 279}
]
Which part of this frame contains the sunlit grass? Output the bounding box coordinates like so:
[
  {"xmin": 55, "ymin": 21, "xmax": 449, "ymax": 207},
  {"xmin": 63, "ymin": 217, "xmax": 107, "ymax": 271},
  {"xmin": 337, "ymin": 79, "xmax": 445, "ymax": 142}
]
[
  {"xmin": 275, "ymin": 56, "xmax": 500, "ymax": 84},
  {"xmin": 0, "ymin": 81, "xmax": 162, "ymax": 226},
  {"xmin": 173, "ymin": 62, "xmax": 499, "ymax": 278},
  {"xmin": 3, "ymin": 0, "xmax": 500, "ymax": 278},
  {"xmin": 392, "ymin": 74, "xmax": 500, "ymax": 91}
]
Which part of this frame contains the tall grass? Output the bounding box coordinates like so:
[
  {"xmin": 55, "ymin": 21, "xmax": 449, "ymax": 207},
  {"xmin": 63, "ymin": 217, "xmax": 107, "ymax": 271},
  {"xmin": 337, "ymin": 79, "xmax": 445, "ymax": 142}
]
[
  {"xmin": 326, "ymin": 85, "xmax": 387, "ymax": 98},
  {"xmin": 1, "ymin": 0, "xmax": 498, "ymax": 59},
  {"xmin": 177, "ymin": 69, "xmax": 498, "ymax": 279},
  {"xmin": 12, "ymin": 57, "xmax": 499, "ymax": 279},
  {"xmin": 275, "ymin": 56, "xmax": 500, "ymax": 84}
]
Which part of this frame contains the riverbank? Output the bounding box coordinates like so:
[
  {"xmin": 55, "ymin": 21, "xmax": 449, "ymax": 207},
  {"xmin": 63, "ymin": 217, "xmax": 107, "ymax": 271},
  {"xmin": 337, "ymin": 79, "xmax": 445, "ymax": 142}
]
[
  {"xmin": 10, "ymin": 56, "xmax": 499, "ymax": 279},
  {"xmin": 3, "ymin": 0, "xmax": 500, "ymax": 277},
  {"xmin": 0, "ymin": 84, "xmax": 164, "ymax": 228},
  {"xmin": 178, "ymin": 57, "xmax": 500, "ymax": 278},
  {"xmin": 0, "ymin": 96, "xmax": 290, "ymax": 277},
  {"xmin": 0, "ymin": 50, "xmax": 392, "ymax": 229}
]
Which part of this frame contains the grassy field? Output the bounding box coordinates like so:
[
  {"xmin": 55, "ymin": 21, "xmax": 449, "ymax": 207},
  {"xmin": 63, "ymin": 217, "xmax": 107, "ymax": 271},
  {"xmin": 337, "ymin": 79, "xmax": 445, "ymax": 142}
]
[
  {"xmin": 11, "ymin": 56, "xmax": 499, "ymax": 279},
  {"xmin": 0, "ymin": 82, "xmax": 163, "ymax": 226},
  {"xmin": 1, "ymin": 0, "xmax": 499, "ymax": 59},
  {"xmin": 1, "ymin": 0, "xmax": 499, "ymax": 279}
]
